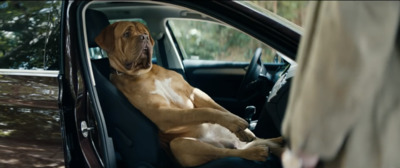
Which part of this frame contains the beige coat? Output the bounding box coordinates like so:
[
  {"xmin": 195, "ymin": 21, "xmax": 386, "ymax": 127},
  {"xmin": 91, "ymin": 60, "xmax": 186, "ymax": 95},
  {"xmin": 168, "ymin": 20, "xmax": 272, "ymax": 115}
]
[{"xmin": 282, "ymin": 1, "xmax": 400, "ymax": 168}]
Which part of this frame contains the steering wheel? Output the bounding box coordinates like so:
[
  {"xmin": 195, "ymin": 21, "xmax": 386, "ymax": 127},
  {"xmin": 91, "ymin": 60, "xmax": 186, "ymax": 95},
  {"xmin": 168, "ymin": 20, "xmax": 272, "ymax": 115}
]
[{"xmin": 237, "ymin": 47, "xmax": 265, "ymax": 99}]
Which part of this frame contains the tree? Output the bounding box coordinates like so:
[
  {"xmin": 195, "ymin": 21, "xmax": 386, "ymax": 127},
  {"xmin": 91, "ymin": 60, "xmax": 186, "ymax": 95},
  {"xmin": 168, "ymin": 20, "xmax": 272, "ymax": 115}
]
[{"xmin": 0, "ymin": 1, "xmax": 61, "ymax": 70}]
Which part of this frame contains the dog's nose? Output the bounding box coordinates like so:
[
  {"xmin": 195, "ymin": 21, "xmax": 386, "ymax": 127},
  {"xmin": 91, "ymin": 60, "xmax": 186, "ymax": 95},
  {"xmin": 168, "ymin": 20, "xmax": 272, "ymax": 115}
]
[
  {"xmin": 125, "ymin": 62, "xmax": 133, "ymax": 69},
  {"xmin": 140, "ymin": 34, "xmax": 149, "ymax": 41}
]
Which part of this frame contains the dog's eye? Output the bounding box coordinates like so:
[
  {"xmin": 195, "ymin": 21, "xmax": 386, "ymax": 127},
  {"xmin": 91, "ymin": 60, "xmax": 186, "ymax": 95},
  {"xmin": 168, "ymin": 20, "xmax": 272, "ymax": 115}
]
[{"xmin": 123, "ymin": 31, "xmax": 130, "ymax": 38}]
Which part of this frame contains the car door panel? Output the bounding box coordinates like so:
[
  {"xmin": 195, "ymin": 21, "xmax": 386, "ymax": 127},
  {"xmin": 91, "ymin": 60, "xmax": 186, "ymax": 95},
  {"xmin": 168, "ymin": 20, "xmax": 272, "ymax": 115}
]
[
  {"xmin": 184, "ymin": 60, "xmax": 283, "ymax": 114},
  {"xmin": 184, "ymin": 60, "xmax": 247, "ymax": 99}
]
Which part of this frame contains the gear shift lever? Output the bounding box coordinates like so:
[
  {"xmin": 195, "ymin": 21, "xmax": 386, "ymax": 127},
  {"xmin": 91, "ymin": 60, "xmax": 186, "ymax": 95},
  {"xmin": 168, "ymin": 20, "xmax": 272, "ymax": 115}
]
[{"xmin": 244, "ymin": 105, "xmax": 256, "ymax": 125}]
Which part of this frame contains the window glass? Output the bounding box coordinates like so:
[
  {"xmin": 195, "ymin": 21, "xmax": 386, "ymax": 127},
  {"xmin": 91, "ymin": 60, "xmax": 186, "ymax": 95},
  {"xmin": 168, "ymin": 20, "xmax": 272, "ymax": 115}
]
[
  {"xmin": 0, "ymin": 0, "xmax": 61, "ymax": 70},
  {"xmin": 168, "ymin": 19, "xmax": 282, "ymax": 63}
]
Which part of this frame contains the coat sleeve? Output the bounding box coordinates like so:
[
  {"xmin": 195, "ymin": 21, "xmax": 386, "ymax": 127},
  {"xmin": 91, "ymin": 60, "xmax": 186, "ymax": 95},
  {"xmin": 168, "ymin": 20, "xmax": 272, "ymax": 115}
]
[{"xmin": 282, "ymin": 1, "xmax": 400, "ymax": 160}]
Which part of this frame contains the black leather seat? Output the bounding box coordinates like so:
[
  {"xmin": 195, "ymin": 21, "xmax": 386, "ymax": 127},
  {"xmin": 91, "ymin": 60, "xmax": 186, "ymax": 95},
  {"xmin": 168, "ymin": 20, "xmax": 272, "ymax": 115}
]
[
  {"xmin": 86, "ymin": 8, "xmax": 281, "ymax": 168},
  {"xmin": 254, "ymin": 67, "xmax": 293, "ymax": 139},
  {"xmin": 86, "ymin": 9, "xmax": 172, "ymax": 168}
]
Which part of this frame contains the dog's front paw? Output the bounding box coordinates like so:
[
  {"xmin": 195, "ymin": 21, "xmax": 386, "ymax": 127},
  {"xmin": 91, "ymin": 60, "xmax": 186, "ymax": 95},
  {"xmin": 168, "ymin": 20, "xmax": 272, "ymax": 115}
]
[{"xmin": 219, "ymin": 113, "xmax": 248, "ymax": 133}]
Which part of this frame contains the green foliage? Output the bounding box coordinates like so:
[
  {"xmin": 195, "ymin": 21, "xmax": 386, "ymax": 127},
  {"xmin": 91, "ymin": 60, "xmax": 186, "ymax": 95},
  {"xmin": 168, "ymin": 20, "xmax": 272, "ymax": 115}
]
[{"xmin": 0, "ymin": 1, "xmax": 61, "ymax": 70}]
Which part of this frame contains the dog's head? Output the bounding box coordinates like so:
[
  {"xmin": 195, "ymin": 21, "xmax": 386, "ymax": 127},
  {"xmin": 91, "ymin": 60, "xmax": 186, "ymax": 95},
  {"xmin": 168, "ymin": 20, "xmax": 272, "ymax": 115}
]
[{"xmin": 95, "ymin": 21, "xmax": 155, "ymax": 76}]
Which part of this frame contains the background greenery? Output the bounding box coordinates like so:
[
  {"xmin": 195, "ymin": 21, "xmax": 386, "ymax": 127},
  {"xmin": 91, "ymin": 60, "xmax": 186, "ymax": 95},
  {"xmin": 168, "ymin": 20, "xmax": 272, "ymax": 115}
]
[{"xmin": 0, "ymin": 0, "xmax": 61, "ymax": 70}]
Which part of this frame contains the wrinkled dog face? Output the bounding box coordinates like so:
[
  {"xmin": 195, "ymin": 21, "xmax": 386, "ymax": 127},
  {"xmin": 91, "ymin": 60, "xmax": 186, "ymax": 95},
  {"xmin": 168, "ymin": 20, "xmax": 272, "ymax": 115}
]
[{"xmin": 95, "ymin": 21, "xmax": 154, "ymax": 75}]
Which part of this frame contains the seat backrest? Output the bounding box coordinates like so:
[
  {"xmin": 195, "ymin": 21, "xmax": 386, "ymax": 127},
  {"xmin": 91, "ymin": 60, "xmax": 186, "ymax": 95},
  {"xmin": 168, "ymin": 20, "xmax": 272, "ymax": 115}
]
[
  {"xmin": 92, "ymin": 61, "xmax": 171, "ymax": 167},
  {"xmin": 253, "ymin": 65, "xmax": 295, "ymax": 139},
  {"xmin": 86, "ymin": 9, "xmax": 110, "ymax": 48},
  {"xmin": 86, "ymin": 9, "xmax": 171, "ymax": 168}
]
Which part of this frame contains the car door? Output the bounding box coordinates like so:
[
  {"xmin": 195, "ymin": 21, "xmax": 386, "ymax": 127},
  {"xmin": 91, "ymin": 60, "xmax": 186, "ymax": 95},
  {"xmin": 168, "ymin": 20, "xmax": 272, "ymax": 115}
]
[
  {"xmin": 0, "ymin": 1, "xmax": 65, "ymax": 167},
  {"xmin": 58, "ymin": 1, "xmax": 118, "ymax": 167},
  {"xmin": 166, "ymin": 19, "xmax": 286, "ymax": 116}
]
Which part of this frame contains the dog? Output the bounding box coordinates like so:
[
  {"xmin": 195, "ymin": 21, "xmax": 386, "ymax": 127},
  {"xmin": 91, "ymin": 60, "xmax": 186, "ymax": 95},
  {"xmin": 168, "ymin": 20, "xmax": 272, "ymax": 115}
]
[{"xmin": 95, "ymin": 21, "xmax": 284, "ymax": 167}]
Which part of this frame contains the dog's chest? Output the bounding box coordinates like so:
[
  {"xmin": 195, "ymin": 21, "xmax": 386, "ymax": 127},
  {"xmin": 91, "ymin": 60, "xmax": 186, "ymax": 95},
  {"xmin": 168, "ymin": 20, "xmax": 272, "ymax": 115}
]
[{"xmin": 150, "ymin": 78, "xmax": 190, "ymax": 108}]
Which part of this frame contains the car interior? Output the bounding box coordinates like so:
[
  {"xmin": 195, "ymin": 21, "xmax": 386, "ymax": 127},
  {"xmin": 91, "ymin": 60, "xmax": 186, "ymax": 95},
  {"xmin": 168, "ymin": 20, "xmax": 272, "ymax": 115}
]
[{"xmin": 82, "ymin": 1, "xmax": 295, "ymax": 167}]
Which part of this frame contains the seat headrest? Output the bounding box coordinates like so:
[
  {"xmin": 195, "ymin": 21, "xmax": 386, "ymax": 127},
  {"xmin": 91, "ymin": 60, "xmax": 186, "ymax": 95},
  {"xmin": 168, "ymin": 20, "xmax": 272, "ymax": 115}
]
[{"xmin": 86, "ymin": 9, "xmax": 110, "ymax": 48}]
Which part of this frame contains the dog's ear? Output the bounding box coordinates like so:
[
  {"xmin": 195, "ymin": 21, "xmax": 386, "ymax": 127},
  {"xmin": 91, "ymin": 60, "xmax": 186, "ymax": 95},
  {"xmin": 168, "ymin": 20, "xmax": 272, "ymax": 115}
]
[{"xmin": 95, "ymin": 23, "xmax": 117, "ymax": 53}]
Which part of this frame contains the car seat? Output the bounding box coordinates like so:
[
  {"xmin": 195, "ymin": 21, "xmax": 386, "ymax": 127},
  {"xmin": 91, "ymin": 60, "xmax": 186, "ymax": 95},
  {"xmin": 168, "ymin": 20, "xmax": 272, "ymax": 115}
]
[
  {"xmin": 86, "ymin": 8, "xmax": 281, "ymax": 168},
  {"xmin": 86, "ymin": 9, "xmax": 172, "ymax": 168},
  {"xmin": 253, "ymin": 64, "xmax": 294, "ymax": 139}
]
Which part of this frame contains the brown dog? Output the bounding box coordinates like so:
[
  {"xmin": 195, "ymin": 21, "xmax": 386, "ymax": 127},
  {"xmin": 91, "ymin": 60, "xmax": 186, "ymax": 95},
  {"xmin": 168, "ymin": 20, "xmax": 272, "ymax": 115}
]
[{"xmin": 95, "ymin": 21, "xmax": 283, "ymax": 167}]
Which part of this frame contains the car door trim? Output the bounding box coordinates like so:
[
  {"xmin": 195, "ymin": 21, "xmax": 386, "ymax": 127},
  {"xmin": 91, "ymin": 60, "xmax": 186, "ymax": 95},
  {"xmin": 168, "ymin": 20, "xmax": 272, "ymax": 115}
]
[
  {"xmin": 0, "ymin": 69, "xmax": 59, "ymax": 77},
  {"xmin": 192, "ymin": 68, "xmax": 245, "ymax": 75}
]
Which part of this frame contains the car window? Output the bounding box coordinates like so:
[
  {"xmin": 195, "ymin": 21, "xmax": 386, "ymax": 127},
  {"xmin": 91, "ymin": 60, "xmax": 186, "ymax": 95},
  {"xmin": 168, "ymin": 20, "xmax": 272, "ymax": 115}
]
[
  {"xmin": 0, "ymin": 0, "xmax": 61, "ymax": 70},
  {"xmin": 167, "ymin": 19, "xmax": 283, "ymax": 63}
]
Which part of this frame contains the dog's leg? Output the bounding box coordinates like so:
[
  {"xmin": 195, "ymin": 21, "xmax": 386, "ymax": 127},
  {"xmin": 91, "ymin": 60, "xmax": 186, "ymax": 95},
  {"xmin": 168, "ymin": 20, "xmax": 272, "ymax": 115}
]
[
  {"xmin": 146, "ymin": 107, "xmax": 248, "ymax": 135},
  {"xmin": 191, "ymin": 88, "xmax": 256, "ymax": 142},
  {"xmin": 170, "ymin": 137, "xmax": 270, "ymax": 167}
]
